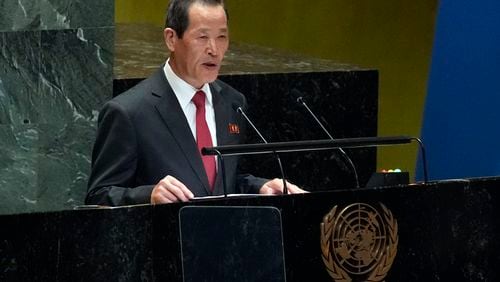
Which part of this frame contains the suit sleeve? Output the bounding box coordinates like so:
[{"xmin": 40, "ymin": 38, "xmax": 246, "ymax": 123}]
[
  {"xmin": 85, "ymin": 100, "xmax": 153, "ymax": 206},
  {"xmin": 236, "ymin": 174, "xmax": 268, "ymax": 194}
]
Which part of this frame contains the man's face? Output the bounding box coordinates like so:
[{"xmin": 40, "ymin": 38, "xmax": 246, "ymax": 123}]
[{"xmin": 165, "ymin": 3, "xmax": 229, "ymax": 89}]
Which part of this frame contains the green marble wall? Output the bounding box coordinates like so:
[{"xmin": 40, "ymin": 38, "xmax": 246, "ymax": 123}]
[{"xmin": 0, "ymin": 0, "xmax": 114, "ymax": 214}]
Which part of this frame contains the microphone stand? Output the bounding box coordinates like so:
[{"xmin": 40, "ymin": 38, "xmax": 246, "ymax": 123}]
[
  {"xmin": 295, "ymin": 93, "xmax": 360, "ymax": 188},
  {"xmin": 203, "ymin": 136, "xmax": 429, "ymax": 185},
  {"xmin": 213, "ymin": 149, "xmax": 228, "ymax": 197},
  {"xmin": 236, "ymin": 107, "xmax": 289, "ymax": 195}
]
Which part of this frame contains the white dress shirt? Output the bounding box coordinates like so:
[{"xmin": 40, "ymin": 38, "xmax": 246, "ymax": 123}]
[{"xmin": 163, "ymin": 59, "xmax": 217, "ymax": 147}]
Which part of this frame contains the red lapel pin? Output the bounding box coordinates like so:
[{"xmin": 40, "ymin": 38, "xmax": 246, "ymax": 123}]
[{"xmin": 228, "ymin": 123, "xmax": 240, "ymax": 134}]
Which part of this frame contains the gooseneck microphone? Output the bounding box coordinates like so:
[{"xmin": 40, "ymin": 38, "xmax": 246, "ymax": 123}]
[
  {"xmin": 232, "ymin": 103, "xmax": 289, "ymax": 194},
  {"xmin": 292, "ymin": 89, "xmax": 360, "ymax": 188}
]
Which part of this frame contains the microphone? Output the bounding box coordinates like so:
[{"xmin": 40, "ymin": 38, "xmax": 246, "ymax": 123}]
[
  {"xmin": 291, "ymin": 89, "xmax": 360, "ymax": 188},
  {"xmin": 232, "ymin": 103, "xmax": 289, "ymax": 194}
]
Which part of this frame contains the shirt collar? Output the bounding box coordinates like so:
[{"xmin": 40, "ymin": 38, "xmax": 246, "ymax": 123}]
[{"xmin": 163, "ymin": 59, "xmax": 213, "ymax": 109}]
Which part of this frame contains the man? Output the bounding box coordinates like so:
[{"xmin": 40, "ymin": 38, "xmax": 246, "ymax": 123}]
[{"xmin": 86, "ymin": 0, "xmax": 303, "ymax": 206}]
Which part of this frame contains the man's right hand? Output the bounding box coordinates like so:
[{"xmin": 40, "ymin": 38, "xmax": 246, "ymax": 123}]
[{"xmin": 151, "ymin": 175, "xmax": 194, "ymax": 204}]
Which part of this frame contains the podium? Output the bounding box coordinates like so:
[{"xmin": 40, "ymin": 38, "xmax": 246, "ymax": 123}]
[
  {"xmin": 1, "ymin": 177, "xmax": 500, "ymax": 281},
  {"xmin": 179, "ymin": 206, "xmax": 286, "ymax": 281}
]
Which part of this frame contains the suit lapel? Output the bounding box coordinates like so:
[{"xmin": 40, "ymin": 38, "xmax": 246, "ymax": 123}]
[
  {"xmin": 150, "ymin": 69, "xmax": 211, "ymax": 194},
  {"xmin": 212, "ymin": 82, "xmax": 232, "ymax": 148},
  {"xmin": 211, "ymin": 82, "xmax": 236, "ymax": 194}
]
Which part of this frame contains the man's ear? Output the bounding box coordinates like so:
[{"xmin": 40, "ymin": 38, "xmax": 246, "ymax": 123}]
[{"xmin": 164, "ymin": 28, "xmax": 177, "ymax": 52}]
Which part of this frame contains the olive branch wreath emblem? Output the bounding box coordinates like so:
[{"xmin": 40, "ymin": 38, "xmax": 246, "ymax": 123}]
[{"xmin": 320, "ymin": 203, "xmax": 398, "ymax": 282}]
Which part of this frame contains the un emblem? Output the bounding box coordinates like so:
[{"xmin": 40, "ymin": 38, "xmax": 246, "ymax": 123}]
[{"xmin": 320, "ymin": 203, "xmax": 398, "ymax": 282}]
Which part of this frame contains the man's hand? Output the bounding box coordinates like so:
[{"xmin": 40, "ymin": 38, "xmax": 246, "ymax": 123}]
[
  {"xmin": 259, "ymin": 178, "xmax": 308, "ymax": 195},
  {"xmin": 151, "ymin": 175, "xmax": 194, "ymax": 204}
]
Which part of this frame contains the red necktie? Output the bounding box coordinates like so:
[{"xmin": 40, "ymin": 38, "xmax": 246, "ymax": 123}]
[{"xmin": 192, "ymin": 91, "xmax": 217, "ymax": 190}]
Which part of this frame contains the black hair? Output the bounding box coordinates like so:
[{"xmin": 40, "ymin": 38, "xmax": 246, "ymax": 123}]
[{"xmin": 165, "ymin": 0, "xmax": 227, "ymax": 38}]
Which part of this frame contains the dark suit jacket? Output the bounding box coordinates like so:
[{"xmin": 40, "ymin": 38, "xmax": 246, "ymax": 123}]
[{"xmin": 86, "ymin": 68, "xmax": 267, "ymax": 206}]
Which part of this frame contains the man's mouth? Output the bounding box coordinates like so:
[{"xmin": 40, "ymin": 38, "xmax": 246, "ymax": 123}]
[{"xmin": 202, "ymin": 62, "xmax": 218, "ymax": 68}]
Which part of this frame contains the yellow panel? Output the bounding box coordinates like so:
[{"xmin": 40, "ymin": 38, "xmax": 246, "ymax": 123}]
[{"xmin": 116, "ymin": 0, "xmax": 168, "ymax": 25}]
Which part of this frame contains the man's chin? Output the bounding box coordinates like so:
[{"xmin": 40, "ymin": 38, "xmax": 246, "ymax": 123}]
[{"xmin": 202, "ymin": 73, "xmax": 219, "ymax": 84}]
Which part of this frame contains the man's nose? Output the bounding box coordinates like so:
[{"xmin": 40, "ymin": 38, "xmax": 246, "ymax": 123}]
[{"xmin": 207, "ymin": 39, "xmax": 218, "ymax": 56}]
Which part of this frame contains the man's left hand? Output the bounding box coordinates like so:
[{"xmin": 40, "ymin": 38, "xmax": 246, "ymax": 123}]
[{"xmin": 259, "ymin": 178, "xmax": 308, "ymax": 195}]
